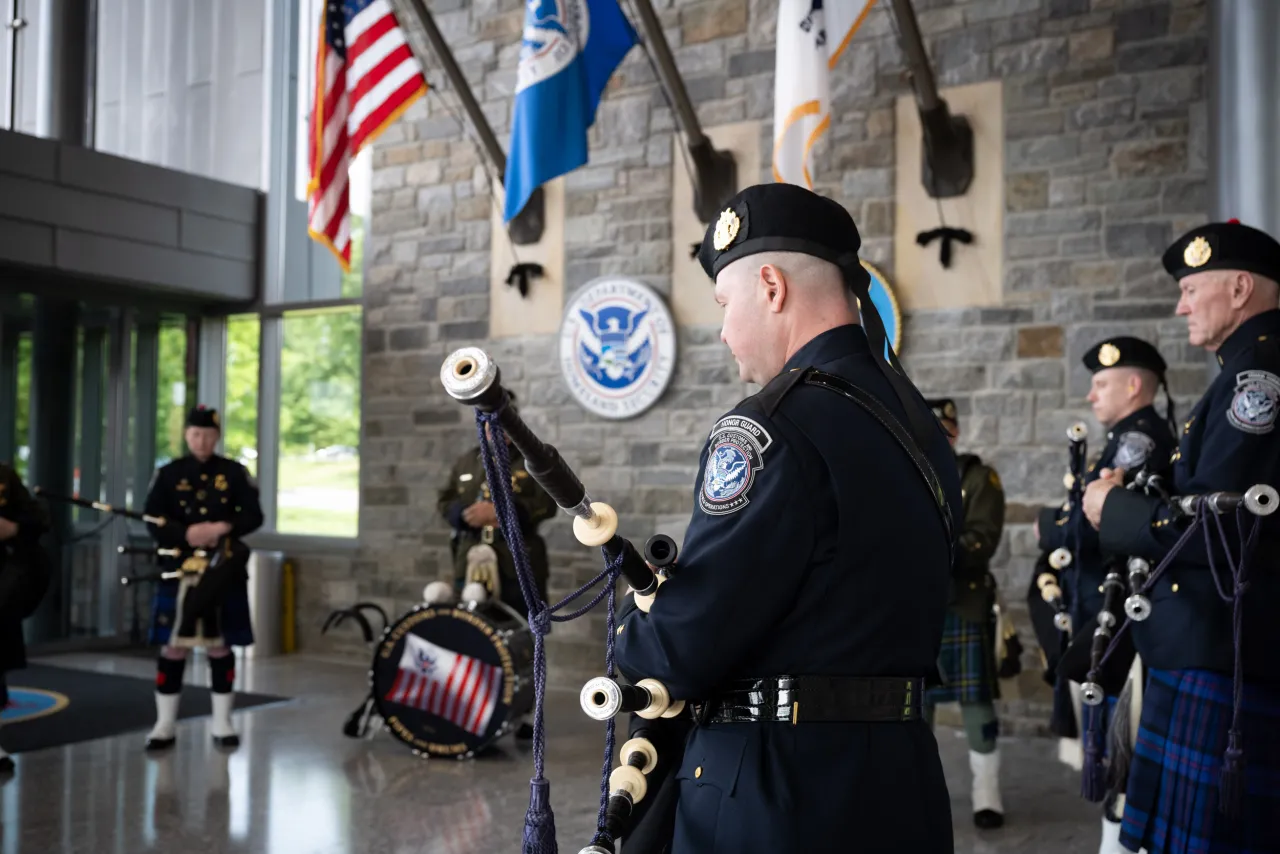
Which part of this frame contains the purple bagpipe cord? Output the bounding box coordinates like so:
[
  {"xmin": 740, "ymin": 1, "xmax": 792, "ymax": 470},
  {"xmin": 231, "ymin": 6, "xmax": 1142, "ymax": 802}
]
[{"xmin": 476, "ymin": 409, "xmax": 626, "ymax": 853}]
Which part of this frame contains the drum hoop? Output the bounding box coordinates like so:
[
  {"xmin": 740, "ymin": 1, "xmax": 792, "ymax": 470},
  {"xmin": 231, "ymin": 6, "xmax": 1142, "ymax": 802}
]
[{"xmin": 366, "ymin": 603, "xmax": 530, "ymax": 759}]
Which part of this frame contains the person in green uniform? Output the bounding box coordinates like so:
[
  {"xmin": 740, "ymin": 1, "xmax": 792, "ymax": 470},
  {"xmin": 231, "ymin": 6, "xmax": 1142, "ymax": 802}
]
[
  {"xmin": 435, "ymin": 393, "xmax": 557, "ymax": 616},
  {"xmin": 923, "ymin": 398, "xmax": 1009, "ymax": 830}
]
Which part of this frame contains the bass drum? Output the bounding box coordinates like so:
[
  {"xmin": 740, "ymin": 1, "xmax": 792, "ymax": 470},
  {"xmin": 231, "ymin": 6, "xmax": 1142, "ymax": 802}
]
[{"xmin": 371, "ymin": 600, "xmax": 534, "ymax": 759}]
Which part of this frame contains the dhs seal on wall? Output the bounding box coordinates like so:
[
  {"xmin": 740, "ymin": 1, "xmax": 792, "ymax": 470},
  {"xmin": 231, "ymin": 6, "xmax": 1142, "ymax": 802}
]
[{"xmin": 560, "ymin": 277, "xmax": 676, "ymax": 420}]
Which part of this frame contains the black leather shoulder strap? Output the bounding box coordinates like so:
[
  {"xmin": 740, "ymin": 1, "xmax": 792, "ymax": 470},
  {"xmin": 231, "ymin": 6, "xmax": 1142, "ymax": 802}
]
[{"xmin": 802, "ymin": 369, "xmax": 954, "ymax": 545}]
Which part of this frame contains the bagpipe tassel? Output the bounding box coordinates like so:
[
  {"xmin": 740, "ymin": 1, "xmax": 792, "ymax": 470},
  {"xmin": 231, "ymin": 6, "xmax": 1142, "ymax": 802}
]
[
  {"xmin": 1080, "ymin": 708, "xmax": 1108, "ymax": 803},
  {"xmin": 523, "ymin": 777, "xmax": 559, "ymax": 854},
  {"xmin": 1218, "ymin": 730, "xmax": 1245, "ymax": 819}
]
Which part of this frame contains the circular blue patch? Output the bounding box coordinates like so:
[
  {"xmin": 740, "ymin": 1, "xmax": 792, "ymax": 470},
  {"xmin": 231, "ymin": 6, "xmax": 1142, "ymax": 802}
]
[
  {"xmin": 2, "ymin": 688, "xmax": 69, "ymax": 723},
  {"xmin": 861, "ymin": 260, "xmax": 902, "ymax": 357},
  {"xmin": 703, "ymin": 443, "xmax": 752, "ymax": 503}
]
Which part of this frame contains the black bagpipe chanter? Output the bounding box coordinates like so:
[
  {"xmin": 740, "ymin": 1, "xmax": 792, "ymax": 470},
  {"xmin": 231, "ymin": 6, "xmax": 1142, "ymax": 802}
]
[
  {"xmin": 1025, "ymin": 422, "xmax": 1087, "ymax": 684},
  {"xmin": 439, "ymin": 346, "xmax": 688, "ymax": 854}
]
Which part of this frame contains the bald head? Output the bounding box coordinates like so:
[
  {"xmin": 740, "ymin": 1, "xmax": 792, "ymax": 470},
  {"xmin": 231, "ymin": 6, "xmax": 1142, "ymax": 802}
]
[{"xmin": 713, "ymin": 251, "xmax": 860, "ymax": 385}]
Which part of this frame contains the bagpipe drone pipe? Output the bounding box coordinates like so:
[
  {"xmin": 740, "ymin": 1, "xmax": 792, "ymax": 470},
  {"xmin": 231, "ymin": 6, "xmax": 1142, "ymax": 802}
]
[
  {"xmin": 439, "ymin": 346, "xmax": 688, "ymax": 854},
  {"xmin": 1025, "ymin": 422, "xmax": 1088, "ymax": 686},
  {"xmin": 34, "ymin": 489, "xmax": 249, "ymax": 623},
  {"xmin": 1068, "ymin": 473, "xmax": 1278, "ymax": 815}
]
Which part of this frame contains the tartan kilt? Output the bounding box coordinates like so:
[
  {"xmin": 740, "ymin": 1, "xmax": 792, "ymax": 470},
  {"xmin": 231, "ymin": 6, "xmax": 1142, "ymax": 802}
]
[
  {"xmin": 926, "ymin": 609, "xmax": 999, "ymax": 706},
  {"xmin": 1121, "ymin": 668, "xmax": 1280, "ymax": 854},
  {"xmin": 148, "ymin": 576, "xmax": 254, "ymax": 649}
]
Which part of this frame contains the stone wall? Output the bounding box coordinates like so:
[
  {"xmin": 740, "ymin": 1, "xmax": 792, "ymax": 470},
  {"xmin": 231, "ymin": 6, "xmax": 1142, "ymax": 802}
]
[{"xmin": 294, "ymin": 0, "xmax": 1210, "ymax": 735}]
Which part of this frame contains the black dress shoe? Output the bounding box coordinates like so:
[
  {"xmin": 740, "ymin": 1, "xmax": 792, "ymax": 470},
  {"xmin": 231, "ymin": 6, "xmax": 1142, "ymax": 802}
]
[
  {"xmin": 974, "ymin": 809, "xmax": 1004, "ymax": 829},
  {"xmin": 212, "ymin": 734, "xmax": 240, "ymax": 749},
  {"xmin": 145, "ymin": 736, "xmax": 176, "ymax": 752},
  {"xmin": 0, "ymin": 756, "xmax": 14, "ymax": 774},
  {"xmin": 516, "ymin": 723, "xmax": 534, "ymax": 740}
]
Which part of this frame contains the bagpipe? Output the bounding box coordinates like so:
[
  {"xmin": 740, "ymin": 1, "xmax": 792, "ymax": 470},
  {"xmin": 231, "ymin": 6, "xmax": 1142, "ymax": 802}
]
[
  {"xmin": 440, "ymin": 345, "xmax": 686, "ymax": 854},
  {"xmin": 1025, "ymin": 422, "xmax": 1087, "ymax": 683},
  {"xmin": 1069, "ymin": 474, "xmax": 1278, "ymax": 816},
  {"xmin": 35, "ymin": 489, "xmax": 248, "ymax": 622}
]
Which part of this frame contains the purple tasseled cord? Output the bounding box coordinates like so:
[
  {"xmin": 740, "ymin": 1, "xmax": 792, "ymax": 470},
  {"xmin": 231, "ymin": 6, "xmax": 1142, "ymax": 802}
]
[
  {"xmin": 1088, "ymin": 501, "xmax": 1261, "ymax": 818},
  {"xmin": 475, "ymin": 409, "xmax": 626, "ymax": 851}
]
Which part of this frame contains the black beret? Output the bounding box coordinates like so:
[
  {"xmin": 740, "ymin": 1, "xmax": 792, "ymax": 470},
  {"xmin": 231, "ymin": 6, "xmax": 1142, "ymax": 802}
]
[
  {"xmin": 186, "ymin": 405, "xmax": 220, "ymax": 429},
  {"xmin": 925, "ymin": 398, "xmax": 958, "ymax": 423},
  {"xmin": 697, "ymin": 183, "xmax": 871, "ymax": 292},
  {"xmin": 1162, "ymin": 219, "xmax": 1280, "ymax": 282},
  {"xmin": 1082, "ymin": 336, "xmax": 1167, "ymax": 376}
]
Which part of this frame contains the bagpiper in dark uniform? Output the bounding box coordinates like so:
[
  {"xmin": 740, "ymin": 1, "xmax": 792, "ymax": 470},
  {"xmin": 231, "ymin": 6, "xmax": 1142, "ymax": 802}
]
[
  {"xmin": 614, "ymin": 183, "xmax": 963, "ymax": 853},
  {"xmin": 142, "ymin": 405, "xmax": 263, "ymax": 752},
  {"xmin": 1085, "ymin": 220, "xmax": 1280, "ymax": 854},
  {"xmin": 921, "ymin": 398, "xmax": 1009, "ymax": 830},
  {"xmin": 0, "ymin": 462, "xmax": 50, "ymax": 773},
  {"xmin": 1037, "ymin": 336, "xmax": 1177, "ymax": 851}
]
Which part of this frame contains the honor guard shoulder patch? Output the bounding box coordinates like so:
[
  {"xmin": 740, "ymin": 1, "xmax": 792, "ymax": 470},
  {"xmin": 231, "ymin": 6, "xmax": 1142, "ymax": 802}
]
[
  {"xmin": 1113, "ymin": 431, "xmax": 1156, "ymax": 470},
  {"xmin": 1227, "ymin": 370, "xmax": 1280, "ymax": 434},
  {"xmin": 699, "ymin": 415, "xmax": 773, "ymax": 516}
]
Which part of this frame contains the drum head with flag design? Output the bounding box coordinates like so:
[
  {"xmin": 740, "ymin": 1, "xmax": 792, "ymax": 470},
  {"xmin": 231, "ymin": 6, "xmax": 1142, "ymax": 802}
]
[{"xmin": 371, "ymin": 605, "xmax": 530, "ymax": 758}]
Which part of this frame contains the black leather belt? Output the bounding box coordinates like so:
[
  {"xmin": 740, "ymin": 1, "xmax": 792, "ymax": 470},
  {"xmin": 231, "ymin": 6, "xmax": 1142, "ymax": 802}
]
[{"xmin": 695, "ymin": 675, "xmax": 925, "ymax": 724}]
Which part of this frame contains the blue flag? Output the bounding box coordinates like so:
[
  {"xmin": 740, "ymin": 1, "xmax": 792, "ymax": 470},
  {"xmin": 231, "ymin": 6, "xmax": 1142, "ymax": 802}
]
[{"xmin": 503, "ymin": 0, "xmax": 637, "ymax": 223}]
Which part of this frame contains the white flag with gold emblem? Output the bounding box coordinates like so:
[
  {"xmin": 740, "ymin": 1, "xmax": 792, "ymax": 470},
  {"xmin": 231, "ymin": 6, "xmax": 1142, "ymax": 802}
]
[{"xmin": 772, "ymin": 0, "xmax": 877, "ymax": 188}]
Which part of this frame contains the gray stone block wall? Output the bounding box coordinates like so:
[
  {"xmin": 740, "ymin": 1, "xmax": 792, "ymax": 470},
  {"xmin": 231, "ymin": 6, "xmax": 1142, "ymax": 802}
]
[{"xmin": 291, "ymin": 0, "xmax": 1209, "ymax": 735}]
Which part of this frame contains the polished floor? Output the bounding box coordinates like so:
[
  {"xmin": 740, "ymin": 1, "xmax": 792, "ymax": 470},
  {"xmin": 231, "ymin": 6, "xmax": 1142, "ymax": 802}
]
[{"xmin": 0, "ymin": 652, "xmax": 1103, "ymax": 854}]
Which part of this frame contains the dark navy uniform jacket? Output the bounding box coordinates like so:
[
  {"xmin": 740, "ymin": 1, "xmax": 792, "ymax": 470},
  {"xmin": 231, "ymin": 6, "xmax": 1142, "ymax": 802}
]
[
  {"xmin": 614, "ymin": 324, "xmax": 962, "ymax": 854},
  {"xmin": 1100, "ymin": 309, "xmax": 1280, "ymax": 681},
  {"xmin": 143, "ymin": 454, "xmax": 263, "ymax": 647},
  {"xmin": 1038, "ymin": 405, "xmax": 1176, "ymax": 629},
  {"xmin": 144, "ymin": 454, "xmax": 263, "ymax": 567}
]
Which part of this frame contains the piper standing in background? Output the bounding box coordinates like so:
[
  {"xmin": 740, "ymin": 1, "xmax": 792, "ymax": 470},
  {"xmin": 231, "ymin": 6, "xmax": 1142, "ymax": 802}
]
[
  {"xmin": 142, "ymin": 406, "xmax": 263, "ymax": 752},
  {"xmin": 0, "ymin": 462, "xmax": 50, "ymax": 773},
  {"xmin": 1084, "ymin": 221, "xmax": 1280, "ymax": 854},
  {"xmin": 1037, "ymin": 336, "xmax": 1177, "ymax": 852},
  {"xmin": 922, "ymin": 398, "xmax": 1008, "ymax": 830},
  {"xmin": 614, "ymin": 183, "xmax": 963, "ymax": 853}
]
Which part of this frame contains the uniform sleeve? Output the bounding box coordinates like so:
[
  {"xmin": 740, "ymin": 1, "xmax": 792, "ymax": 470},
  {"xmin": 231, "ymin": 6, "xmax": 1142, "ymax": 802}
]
[
  {"xmin": 0, "ymin": 466, "xmax": 49, "ymax": 545},
  {"xmin": 144, "ymin": 468, "xmax": 187, "ymax": 548},
  {"xmin": 227, "ymin": 465, "xmax": 264, "ymax": 538},
  {"xmin": 614, "ymin": 411, "xmax": 815, "ymax": 700},
  {"xmin": 437, "ymin": 458, "xmax": 470, "ymax": 530},
  {"xmin": 1100, "ymin": 379, "xmax": 1279, "ymax": 566},
  {"xmin": 512, "ymin": 470, "xmax": 557, "ymax": 531},
  {"xmin": 957, "ymin": 465, "xmax": 1004, "ymax": 570},
  {"xmin": 1037, "ymin": 504, "xmax": 1070, "ymax": 552}
]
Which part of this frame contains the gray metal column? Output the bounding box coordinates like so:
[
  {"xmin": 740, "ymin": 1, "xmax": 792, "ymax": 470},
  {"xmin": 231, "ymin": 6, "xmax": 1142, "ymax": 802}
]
[
  {"xmin": 1209, "ymin": 0, "xmax": 1280, "ymax": 231},
  {"xmin": 132, "ymin": 318, "xmax": 159, "ymax": 513},
  {"xmin": 77, "ymin": 325, "xmax": 105, "ymax": 509},
  {"xmin": 257, "ymin": 317, "xmax": 282, "ymax": 532},
  {"xmin": 98, "ymin": 308, "xmax": 132, "ymax": 636},
  {"xmin": 34, "ymin": 0, "xmax": 91, "ymax": 143},
  {"xmin": 27, "ymin": 296, "xmax": 78, "ymax": 642}
]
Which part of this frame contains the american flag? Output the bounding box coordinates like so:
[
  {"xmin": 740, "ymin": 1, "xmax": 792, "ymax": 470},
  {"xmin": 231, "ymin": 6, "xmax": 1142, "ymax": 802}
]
[
  {"xmin": 385, "ymin": 632, "xmax": 503, "ymax": 736},
  {"xmin": 307, "ymin": 0, "xmax": 428, "ymax": 270}
]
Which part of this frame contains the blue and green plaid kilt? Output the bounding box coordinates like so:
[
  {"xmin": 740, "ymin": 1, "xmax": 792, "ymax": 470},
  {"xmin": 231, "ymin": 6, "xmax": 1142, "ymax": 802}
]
[
  {"xmin": 148, "ymin": 577, "xmax": 254, "ymax": 648},
  {"xmin": 926, "ymin": 610, "xmax": 998, "ymax": 706},
  {"xmin": 1121, "ymin": 668, "xmax": 1280, "ymax": 854}
]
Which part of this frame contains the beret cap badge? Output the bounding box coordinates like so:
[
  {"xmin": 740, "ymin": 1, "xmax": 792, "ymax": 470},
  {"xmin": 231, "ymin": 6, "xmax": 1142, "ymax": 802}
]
[
  {"xmin": 1098, "ymin": 342, "xmax": 1120, "ymax": 367},
  {"xmin": 1183, "ymin": 235, "xmax": 1212, "ymax": 268},
  {"xmin": 713, "ymin": 208, "xmax": 741, "ymax": 252}
]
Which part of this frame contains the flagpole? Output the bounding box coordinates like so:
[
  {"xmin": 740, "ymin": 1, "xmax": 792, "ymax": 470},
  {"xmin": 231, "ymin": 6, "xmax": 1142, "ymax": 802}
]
[
  {"xmin": 399, "ymin": 0, "xmax": 546, "ymax": 244},
  {"xmin": 629, "ymin": 0, "xmax": 737, "ymax": 223}
]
